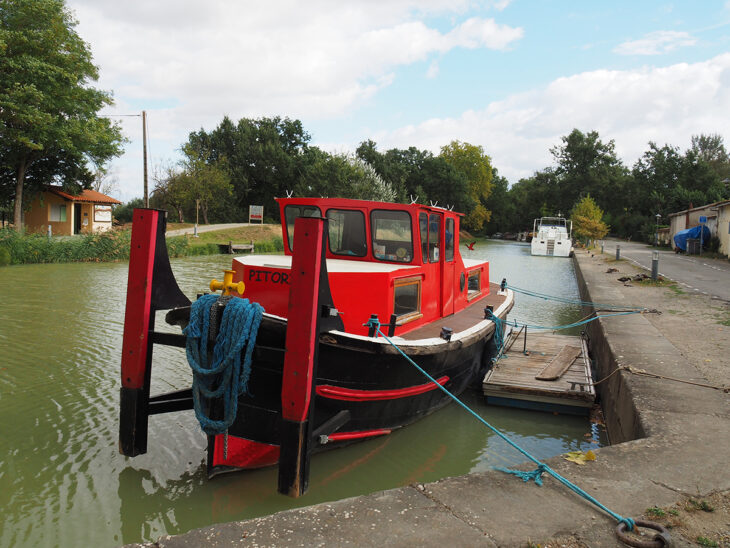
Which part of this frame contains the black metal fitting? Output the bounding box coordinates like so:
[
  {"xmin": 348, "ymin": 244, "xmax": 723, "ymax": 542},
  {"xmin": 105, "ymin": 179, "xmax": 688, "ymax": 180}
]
[
  {"xmin": 484, "ymin": 305, "xmax": 494, "ymax": 319},
  {"xmin": 500, "ymin": 278, "xmax": 507, "ymax": 291},
  {"xmin": 440, "ymin": 327, "xmax": 453, "ymax": 341}
]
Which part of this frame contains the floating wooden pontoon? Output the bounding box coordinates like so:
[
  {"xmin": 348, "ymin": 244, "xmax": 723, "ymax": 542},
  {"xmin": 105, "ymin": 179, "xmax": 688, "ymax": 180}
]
[{"xmin": 482, "ymin": 332, "xmax": 595, "ymax": 414}]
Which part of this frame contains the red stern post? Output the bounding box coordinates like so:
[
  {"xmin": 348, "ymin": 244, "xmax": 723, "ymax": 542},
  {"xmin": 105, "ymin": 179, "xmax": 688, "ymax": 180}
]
[{"xmin": 278, "ymin": 216, "xmax": 326, "ymax": 497}]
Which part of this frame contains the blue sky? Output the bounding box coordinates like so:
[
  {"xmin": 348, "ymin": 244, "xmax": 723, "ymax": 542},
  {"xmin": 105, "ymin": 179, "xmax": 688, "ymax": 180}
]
[{"xmin": 66, "ymin": 0, "xmax": 730, "ymax": 202}]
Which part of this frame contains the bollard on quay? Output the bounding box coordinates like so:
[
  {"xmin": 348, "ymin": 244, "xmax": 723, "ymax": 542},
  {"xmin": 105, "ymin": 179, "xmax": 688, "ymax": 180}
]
[
  {"xmin": 651, "ymin": 250, "xmax": 659, "ymax": 280},
  {"xmin": 616, "ymin": 244, "xmax": 620, "ymax": 260}
]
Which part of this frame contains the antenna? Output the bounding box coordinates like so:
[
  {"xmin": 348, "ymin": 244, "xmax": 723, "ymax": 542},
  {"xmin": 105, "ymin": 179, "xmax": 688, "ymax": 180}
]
[
  {"xmin": 285, "ymin": 190, "xmax": 293, "ymax": 198},
  {"xmin": 429, "ymin": 200, "xmax": 439, "ymax": 207},
  {"xmin": 409, "ymin": 195, "xmax": 418, "ymax": 204}
]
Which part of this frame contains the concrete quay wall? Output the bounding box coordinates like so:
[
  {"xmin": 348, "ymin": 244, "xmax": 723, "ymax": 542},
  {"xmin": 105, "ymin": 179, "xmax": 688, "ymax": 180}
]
[{"xmin": 132, "ymin": 251, "xmax": 730, "ymax": 547}]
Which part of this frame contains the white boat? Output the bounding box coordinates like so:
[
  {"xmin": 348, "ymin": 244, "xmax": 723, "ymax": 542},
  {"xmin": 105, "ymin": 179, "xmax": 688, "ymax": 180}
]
[{"xmin": 530, "ymin": 216, "xmax": 573, "ymax": 257}]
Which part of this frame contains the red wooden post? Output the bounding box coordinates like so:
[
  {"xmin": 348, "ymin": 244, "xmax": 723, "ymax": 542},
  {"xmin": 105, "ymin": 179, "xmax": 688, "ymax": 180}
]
[
  {"xmin": 119, "ymin": 209, "xmax": 161, "ymax": 456},
  {"xmin": 278, "ymin": 216, "xmax": 326, "ymax": 497}
]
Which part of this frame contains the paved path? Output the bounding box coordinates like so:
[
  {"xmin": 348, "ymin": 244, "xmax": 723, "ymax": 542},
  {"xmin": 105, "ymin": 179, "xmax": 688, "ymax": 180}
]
[
  {"xmin": 604, "ymin": 238, "xmax": 730, "ymax": 302},
  {"xmin": 165, "ymin": 223, "xmax": 257, "ymax": 237}
]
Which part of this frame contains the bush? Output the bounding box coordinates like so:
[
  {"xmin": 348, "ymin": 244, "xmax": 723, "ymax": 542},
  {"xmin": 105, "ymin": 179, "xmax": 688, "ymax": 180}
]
[
  {"xmin": 0, "ymin": 245, "xmax": 10, "ymax": 266},
  {"xmin": 255, "ymin": 236, "xmax": 284, "ymax": 253}
]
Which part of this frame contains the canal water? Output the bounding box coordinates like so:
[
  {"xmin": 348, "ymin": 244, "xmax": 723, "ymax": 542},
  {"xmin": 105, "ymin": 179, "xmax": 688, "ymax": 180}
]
[{"xmin": 0, "ymin": 240, "xmax": 604, "ymax": 547}]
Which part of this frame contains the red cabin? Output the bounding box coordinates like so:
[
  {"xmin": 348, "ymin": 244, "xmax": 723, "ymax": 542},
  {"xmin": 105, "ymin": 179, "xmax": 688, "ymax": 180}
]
[{"xmin": 232, "ymin": 197, "xmax": 490, "ymax": 336}]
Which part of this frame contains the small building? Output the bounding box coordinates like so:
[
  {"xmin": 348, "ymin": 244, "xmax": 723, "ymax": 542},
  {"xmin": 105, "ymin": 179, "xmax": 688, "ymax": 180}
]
[
  {"xmin": 25, "ymin": 186, "xmax": 122, "ymax": 236},
  {"xmin": 667, "ymin": 200, "xmax": 730, "ymax": 252}
]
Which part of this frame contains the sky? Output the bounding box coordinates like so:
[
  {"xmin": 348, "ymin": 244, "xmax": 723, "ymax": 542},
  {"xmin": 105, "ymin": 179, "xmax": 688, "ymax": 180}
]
[{"xmin": 66, "ymin": 0, "xmax": 730, "ymax": 203}]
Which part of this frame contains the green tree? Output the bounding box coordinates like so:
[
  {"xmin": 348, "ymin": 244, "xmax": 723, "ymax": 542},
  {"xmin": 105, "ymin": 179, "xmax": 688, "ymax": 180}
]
[
  {"xmin": 180, "ymin": 143, "xmax": 233, "ymax": 224},
  {"xmin": 186, "ymin": 116, "xmax": 310, "ymax": 220},
  {"xmin": 0, "ymin": 0, "xmax": 124, "ymax": 229},
  {"xmin": 151, "ymin": 165, "xmax": 188, "ymax": 223},
  {"xmin": 571, "ymin": 195, "xmax": 609, "ymax": 242},
  {"xmin": 550, "ymin": 129, "xmax": 629, "ymax": 218},
  {"xmin": 690, "ymin": 133, "xmax": 730, "ymax": 181},
  {"xmin": 440, "ymin": 141, "xmax": 493, "ymax": 230},
  {"xmin": 113, "ymin": 197, "xmax": 143, "ymax": 224}
]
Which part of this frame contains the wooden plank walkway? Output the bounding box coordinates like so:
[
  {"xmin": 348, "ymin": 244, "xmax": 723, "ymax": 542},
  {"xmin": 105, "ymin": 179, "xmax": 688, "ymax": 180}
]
[{"xmin": 482, "ymin": 332, "xmax": 595, "ymax": 414}]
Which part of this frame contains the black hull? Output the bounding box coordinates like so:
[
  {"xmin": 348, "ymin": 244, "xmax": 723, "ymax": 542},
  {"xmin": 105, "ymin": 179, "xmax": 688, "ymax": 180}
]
[{"xmin": 208, "ymin": 310, "xmax": 505, "ymax": 475}]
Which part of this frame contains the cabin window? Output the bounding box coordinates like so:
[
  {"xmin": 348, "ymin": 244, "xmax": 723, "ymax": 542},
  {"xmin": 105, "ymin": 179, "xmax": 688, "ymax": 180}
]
[
  {"xmin": 49, "ymin": 203, "xmax": 66, "ymax": 222},
  {"xmin": 327, "ymin": 209, "xmax": 367, "ymax": 257},
  {"xmin": 393, "ymin": 277, "xmax": 421, "ymax": 321},
  {"xmin": 445, "ymin": 218, "xmax": 454, "ymax": 261},
  {"xmin": 428, "ymin": 214, "xmax": 440, "ymax": 262},
  {"xmin": 419, "ymin": 213, "xmax": 428, "ymax": 262},
  {"xmin": 284, "ymin": 205, "xmax": 321, "ymax": 251},
  {"xmin": 467, "ymin": 269, "xmax": 481, "ymax": 299},
  {"xmin": 371, "ymin": 210, "xmax": 413, "ymax": 262}
]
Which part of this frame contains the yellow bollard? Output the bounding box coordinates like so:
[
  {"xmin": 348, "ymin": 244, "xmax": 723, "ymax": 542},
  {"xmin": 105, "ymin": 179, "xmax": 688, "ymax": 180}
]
[{"xmin": 210, "ymin": 269, "xmax": 245, "ymax": 296}]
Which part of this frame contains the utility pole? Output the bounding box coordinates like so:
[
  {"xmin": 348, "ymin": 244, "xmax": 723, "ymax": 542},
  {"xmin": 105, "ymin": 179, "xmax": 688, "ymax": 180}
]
[{"xmin": 142, "ymin": 110, "xmax": 148, "ymax": 207}]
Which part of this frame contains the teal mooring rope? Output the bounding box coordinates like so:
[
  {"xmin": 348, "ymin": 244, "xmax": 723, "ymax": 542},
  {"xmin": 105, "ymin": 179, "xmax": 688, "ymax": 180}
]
[
  {"xmin": 505, "ymin": 283, "xmax": 647, "ymax": 312},
  {"xmin": 364, "ymin": 316, "xmax": 636, "ymax": 531},
  {"xmin": 184, "ymin": 294, "xmax": 264, "ymax": 435}
]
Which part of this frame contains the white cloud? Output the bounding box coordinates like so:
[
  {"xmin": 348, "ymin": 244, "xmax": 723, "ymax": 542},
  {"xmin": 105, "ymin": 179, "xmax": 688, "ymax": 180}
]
[
  {"xmin": 375, "ymin": 54, "xmax": 730, "ymax": 184},
  {"xmin": 614, "ymin": 30, "xmax": 697, "ymax": 55},
  {"xmin": 65, "ymin": 0, "xmax": 523, "ymax": 200},
  {"xmin": 426, "ymin": 60, "xmax": 440, "ymax": 79}
]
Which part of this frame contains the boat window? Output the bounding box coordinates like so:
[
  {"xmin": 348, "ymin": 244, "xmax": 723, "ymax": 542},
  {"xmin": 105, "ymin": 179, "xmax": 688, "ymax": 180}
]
[
  {"xmin": 467, "ymin": 269, "xmax": 481, "ymax": 299},
  {"xmin": 429, "ymin": 214, "xmax": 440, "ymax": 262},
  {"xmin": 371, "ymin": 210, "xmax": 413, "ymax": 262},
  {"xmin": 393, "ymin": 277, "xmax": 421, "ymax": 320},
  {"xmin": 284, "ymin": 205, "xmax": 321, "ymax": 251},
  {"xmin": 326, "ymin": 209, "xmax": 367, "ymax": 257},
  {"xmin": 419, "ymin": 213, "xmax": 428, "ymax": 262},
  {"xmin": 445, "ymin": 218, "xmax": 454, "ymax": 262}
]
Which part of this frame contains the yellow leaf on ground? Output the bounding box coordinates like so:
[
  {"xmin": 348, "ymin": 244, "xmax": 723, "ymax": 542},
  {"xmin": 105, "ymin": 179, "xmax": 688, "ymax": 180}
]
[{"xmin": 563, "ymin": 450, "xmax": 597, "ymax": 465}]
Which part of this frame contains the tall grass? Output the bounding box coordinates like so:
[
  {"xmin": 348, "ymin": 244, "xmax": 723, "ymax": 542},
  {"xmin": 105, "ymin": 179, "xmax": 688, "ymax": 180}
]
[
  {"xmin": 0, "ymin": 229, "xmax": 284, "ymax": 265},
  {"xmin": 0, "ymin": 229, "xmax": 132, "ymax": 264}
]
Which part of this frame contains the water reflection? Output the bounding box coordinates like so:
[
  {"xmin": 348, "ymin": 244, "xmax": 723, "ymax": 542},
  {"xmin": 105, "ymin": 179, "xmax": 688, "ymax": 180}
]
[{"xmin": 0, "ymin": 243, "xmax": 604, "ymax": 547}]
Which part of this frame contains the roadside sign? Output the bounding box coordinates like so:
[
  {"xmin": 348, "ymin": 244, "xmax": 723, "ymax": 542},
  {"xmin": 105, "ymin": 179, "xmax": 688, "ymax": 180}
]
[
  {"xmin": 699, "ymin": 215, "xmax": 707, "ymax": 223},
  {"xmin": 249, "ymin": 205, "xmax": 263, "ymax": 224}
]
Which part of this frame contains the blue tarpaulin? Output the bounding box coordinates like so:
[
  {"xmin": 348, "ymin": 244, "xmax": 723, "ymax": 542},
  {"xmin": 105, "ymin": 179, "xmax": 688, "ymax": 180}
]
[{"xmin": 673, "ymin": 225, "xmax": 711, "ymax": 251}]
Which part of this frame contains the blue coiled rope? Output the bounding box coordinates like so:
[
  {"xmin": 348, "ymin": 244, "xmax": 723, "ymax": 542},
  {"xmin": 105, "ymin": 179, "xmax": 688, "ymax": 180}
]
[
  {"xmin": 184, "ymin": 294, "xmax": 264, "ymax": 435},
  {"xmin": 363, "ymin": 316, "xmax": 636, "ymax": 532}
]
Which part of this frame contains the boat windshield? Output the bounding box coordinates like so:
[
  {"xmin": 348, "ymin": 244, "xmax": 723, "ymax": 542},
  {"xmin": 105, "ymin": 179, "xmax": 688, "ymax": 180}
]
[
  {"xmin": 285, "ymin": 205, "xmax": 321, "ymax": 250},
  {"xmin": 327, "ymin": 209, "xmax": 367, "ymax": 257},
  {"xmin": 371, "ymin": 210, "xmax": 413, "ymax": 262}
]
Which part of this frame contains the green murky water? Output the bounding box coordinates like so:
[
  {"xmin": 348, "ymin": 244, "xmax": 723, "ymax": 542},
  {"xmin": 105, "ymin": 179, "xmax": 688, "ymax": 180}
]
[{"xmin": 0, "ymin": 241, "xmax": 604, "ymax": 547}]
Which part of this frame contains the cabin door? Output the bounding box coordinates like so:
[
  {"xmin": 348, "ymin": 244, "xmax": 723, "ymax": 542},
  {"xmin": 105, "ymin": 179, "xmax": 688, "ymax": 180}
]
[{"xmin": 441, "ymin": 216, "xmax": 455, "ymax": 316}]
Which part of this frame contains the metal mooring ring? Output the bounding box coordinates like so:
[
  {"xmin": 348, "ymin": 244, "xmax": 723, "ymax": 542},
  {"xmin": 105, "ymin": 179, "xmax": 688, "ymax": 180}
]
[{"xmin": 616, "ymin": 519, "xmax": 672, "ymax": 548}]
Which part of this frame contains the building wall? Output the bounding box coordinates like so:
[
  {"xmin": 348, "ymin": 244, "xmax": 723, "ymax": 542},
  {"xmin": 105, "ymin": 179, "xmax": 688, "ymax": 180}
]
[
  {"xmin": 25, "ymin": 192, "xmax": 74, "ymax": 235},
  {"xmin": 24, "ymin": 193, "xmax": 114, "ymax": 235},
  {"xmin": 718, "ymin": 204, "xmax": 730, "ymax": 257}
]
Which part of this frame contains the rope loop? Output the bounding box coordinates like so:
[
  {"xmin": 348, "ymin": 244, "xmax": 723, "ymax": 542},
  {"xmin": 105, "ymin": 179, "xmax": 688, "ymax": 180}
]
[{"xmin": 184, "ymin": 294, "xmax": 264, "ymax": 435}]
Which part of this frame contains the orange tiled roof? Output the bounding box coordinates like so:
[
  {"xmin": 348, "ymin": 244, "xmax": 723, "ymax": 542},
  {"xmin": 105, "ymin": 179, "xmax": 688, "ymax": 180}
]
[{"xmin": 47, "ymin": 185, "xmax": 122, "ymax": 205}]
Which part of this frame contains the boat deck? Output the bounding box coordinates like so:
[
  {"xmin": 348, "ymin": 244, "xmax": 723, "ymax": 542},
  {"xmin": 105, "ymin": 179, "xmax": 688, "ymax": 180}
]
[
  {"xmin": 482, "ymin": 332, "xmax": 595, "ymax": 414},
  {"xmin": 400, "ymin": 282, "xmax": 508, "ymax": 340}
]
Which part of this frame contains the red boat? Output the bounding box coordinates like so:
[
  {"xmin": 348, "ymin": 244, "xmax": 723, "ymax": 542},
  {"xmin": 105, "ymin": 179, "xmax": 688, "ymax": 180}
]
[{"xmin": 119, "ymin": 198, "xmax": 513, "ymax": 492}]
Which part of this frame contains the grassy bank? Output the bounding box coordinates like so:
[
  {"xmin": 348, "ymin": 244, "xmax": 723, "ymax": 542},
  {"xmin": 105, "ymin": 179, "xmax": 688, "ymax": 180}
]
[{"xmin": 0, "ymin": 227, "xmax": 284, "ymax": 266}]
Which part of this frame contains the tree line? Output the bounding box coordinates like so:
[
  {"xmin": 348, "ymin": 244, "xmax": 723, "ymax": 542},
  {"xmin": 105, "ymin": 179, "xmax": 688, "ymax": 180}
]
[
  {"xmin": 143, "ymin": 117, "xmax": 495, "ymax": 231},
  {"xmin": 485, "ymin": 130, "xmax": 730, "ymax": 240}
]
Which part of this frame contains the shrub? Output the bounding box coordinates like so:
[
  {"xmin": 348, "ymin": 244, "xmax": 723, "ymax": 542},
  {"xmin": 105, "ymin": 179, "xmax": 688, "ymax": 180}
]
[{"xmin": 0, "ymin": 245, "xmax": 10, "ymax": 266}]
